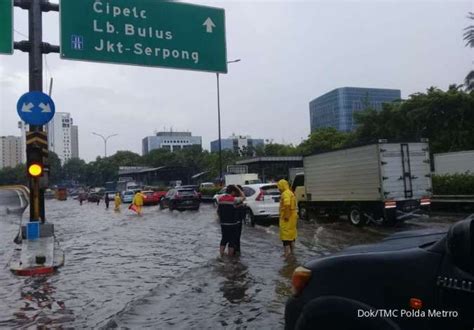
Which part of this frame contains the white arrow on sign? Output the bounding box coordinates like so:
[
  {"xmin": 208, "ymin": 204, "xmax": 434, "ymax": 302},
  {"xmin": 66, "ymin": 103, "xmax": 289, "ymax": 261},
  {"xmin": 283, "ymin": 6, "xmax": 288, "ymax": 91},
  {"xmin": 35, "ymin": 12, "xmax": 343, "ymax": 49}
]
[
  {"xmin": 39, "ymin": 103, "xmax": 52, "ymax": 113},
  {"xmin": 203, "ymin": 17, "xmax": 216, "ymax": 33},
  {"xmin": 22, "ymin": 102, "xmax": 34, "ymax": 112}
]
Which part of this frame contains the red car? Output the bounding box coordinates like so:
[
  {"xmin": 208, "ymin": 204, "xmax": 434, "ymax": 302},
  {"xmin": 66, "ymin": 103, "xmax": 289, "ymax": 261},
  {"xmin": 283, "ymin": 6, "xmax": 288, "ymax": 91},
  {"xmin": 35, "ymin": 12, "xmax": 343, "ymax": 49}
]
[{"xmin": 142, "ymin": 190, "xmax": 167, "ymax": 206}]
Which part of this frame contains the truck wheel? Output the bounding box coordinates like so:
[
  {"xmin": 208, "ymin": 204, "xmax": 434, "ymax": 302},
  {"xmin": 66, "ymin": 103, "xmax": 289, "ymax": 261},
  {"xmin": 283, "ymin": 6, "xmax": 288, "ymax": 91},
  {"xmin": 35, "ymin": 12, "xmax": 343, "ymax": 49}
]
[
  {"xmin": 383, "ymin": 209, "xmax": 398, "ymax": 226},
  {"xmin": 348, "ymin": 206, "xmax": 365, "ymax": 226},
  {"xmin": 298, "ymin": 204, "xmax": 308, "ymax": 220},
  {"xmin": 245, "ymin": 209, "xmax": 255, "ymax": 227}
]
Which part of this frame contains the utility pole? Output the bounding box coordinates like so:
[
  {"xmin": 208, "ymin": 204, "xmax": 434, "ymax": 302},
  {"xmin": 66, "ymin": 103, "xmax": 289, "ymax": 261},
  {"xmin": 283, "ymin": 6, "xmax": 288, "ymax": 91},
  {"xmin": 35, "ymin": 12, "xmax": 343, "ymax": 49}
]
[{"xmin": 14, "ymin": 0, "xmax": 59, "ymax": 222}]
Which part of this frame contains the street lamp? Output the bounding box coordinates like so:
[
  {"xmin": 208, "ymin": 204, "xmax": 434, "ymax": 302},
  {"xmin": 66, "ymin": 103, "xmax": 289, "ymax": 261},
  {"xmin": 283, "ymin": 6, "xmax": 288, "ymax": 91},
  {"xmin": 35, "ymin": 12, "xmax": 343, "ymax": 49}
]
[
  {"xmin": 92, "ymin": 132, "xmax": 118, "ymax": 157},
  {"xmin": 217, "ymin": 59, "xmax": 241, "ymax": 184}
]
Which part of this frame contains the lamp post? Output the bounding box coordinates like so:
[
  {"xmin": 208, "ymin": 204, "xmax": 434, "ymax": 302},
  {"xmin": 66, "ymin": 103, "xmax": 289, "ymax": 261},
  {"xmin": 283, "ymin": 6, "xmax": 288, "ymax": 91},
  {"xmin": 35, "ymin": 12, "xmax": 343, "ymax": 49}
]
[
  {"xmin": 217, "ymin": 59, "xmax": 241, "ymax": 184},
  {"xmin": 92, "ymin": 132, "xmax": 118, "ymax": 157}
]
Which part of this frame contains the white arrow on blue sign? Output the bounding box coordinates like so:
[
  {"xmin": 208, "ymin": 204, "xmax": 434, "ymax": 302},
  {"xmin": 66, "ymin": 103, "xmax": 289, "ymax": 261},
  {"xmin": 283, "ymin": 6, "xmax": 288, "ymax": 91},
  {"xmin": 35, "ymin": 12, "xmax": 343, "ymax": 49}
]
[{"xmin": 16, "ymin": 92, "xmax": 55, "ymax": 126}]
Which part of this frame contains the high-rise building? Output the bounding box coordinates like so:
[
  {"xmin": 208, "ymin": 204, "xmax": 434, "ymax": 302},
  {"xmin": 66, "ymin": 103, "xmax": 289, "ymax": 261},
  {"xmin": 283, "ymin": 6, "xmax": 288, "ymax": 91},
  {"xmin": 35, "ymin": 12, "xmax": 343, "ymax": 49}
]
[
  {"xmin": 71, "ymin": 125, "xmax": 79, "ymax": 159},
  {"xmin": 210, "ymin": 134, "xmax": 265, "ymax": 153},
  {"xmin": 142, "ymin": 131, "xmax": 202, "ymax": 155},
  {"xmin": 18, "ymin": 121, "xmax": 28, "ymax": 164},
  {"xmin": 0, "ymin": 136, "xmax": 23, "ymax": 169},
  {"xmin": 46, "ymin": 112, "xmax": 79, "ymax": 164},
  {"xmin": 309, "ymin": 87, "xmax": 401, "ymax": 132}
]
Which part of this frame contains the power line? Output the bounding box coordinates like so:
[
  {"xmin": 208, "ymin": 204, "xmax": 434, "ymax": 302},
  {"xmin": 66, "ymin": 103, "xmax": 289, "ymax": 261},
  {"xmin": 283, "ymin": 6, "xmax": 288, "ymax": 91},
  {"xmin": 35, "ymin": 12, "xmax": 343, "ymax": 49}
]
[{"xmin": 13, "ymin": 29, "xmax": 28, "ymax": 38}]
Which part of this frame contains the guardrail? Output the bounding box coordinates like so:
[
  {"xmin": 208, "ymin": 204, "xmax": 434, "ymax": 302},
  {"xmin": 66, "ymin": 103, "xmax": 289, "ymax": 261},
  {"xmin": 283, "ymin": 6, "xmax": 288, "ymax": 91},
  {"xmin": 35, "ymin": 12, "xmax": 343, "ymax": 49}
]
[
  {"xmin": 0, "ymin": 185, "xmax": 30, "ymax": 213},
  {"xmin": 432, "ymin": 195, "xmax": 474, "ymax": 203}
]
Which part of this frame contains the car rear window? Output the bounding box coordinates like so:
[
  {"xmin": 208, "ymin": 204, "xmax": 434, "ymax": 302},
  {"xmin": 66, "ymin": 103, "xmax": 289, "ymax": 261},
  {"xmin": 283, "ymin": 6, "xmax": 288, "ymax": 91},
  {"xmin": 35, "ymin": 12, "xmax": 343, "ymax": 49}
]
[
  {"xmin": 242, "ymin": 187, "xmax": 255, "ymax": 197},
  {"xmin": 261, "ymin": 185, "xmax": 280, "ymax": 195},
  {"xmin": 178, "ymin": 189, "xmax": 195, "ymax": 196}
]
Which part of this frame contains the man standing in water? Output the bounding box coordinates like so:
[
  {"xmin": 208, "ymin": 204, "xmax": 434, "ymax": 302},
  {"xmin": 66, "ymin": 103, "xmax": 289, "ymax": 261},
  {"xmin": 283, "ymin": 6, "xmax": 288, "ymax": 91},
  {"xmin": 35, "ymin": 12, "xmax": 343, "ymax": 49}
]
[
  {"xmin": 114, "ymin": 192, "xmax": 122, "ymax": 212},
  {"xmin": 132, "ymin": 190, "xmax": 145, "ymax": 216},
  {"xmin": 104, "ymin": 193, "xmax": 110, "ymax": 209},
  {"xmin": 217, "ymin": 185, "xmax": 246, "ymax": 257},
  {"xmin": 277, "ymin": 179, "xmax": 298, "ymax": 257}
]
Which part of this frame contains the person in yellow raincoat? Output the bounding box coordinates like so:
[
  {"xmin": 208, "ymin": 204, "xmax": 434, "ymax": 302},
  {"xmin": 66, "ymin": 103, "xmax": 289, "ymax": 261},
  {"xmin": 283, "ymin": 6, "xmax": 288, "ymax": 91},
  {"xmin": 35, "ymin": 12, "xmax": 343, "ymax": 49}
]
[
  {"xmin": 114, "ymin": 192, "xmax": 122, "ymax": 212},
  {"xmin": 132, "ymin": 190, "xmax": 145, "ymax": 216},
  {"xmin": 277, "ymin": 179, "xmax": 298, "ymax": 257}
]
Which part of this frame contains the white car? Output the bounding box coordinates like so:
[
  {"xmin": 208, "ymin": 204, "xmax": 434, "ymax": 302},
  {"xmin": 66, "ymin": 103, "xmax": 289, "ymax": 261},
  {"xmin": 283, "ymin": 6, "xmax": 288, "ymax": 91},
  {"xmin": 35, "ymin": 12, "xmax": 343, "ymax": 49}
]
[
  {"xmin": 242, "ymin": 183, "xmax": 280, "ymax": 226},
  {"xmin": 121, "ymin": 190, "xmax": 135, "ymax": 203}
]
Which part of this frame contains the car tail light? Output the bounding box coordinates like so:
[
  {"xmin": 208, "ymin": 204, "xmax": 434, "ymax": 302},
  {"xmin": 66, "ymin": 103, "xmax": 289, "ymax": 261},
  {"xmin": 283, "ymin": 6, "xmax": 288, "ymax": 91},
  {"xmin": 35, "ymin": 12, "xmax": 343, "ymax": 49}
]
[
  {"xmin": 255, "ymin": 190, "xmax": 264, "ymax": 201},
  {"xmin": 384, "ymin": 200, "xmax": 397, "ymax": 209},
  {"xmin": 420, "ymin": 197, "xmax": 431, "ymax": 206},
  {"xmin": 292, "ymin": 266, "xmax": 312, "ymax": 296},
  {"xmin": 410, "ymin": 298, "xmax": 423, "ymax": 309}
]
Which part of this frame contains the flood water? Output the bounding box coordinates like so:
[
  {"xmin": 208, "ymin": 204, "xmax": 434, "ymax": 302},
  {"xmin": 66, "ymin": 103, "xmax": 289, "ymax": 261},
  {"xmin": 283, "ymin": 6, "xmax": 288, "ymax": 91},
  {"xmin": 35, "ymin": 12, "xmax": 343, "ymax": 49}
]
[{"xmin": 0, "ymin": 196, "xmax": 459, "ymax": 329}]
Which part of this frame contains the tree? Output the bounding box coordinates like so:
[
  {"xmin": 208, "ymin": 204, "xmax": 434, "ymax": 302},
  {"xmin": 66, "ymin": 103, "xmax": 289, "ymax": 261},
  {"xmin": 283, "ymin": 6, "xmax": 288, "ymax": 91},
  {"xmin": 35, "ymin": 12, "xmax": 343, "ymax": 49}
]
[
  {"xmin": 0, "ymin": 164, "xmax": 26, "ymax": 185},
  {"xmin": 63, "ymin": 158, "xmax": 87, "ymax": 182},
  {"xmin": 298, "ymin": 128, "xmax": 355, "ymax": 155},
  {"xmin": 354, "ymin": 87, "xmax": 474, "ymax": 154},
  {"xmin": 48, "ymin": 151, "xmax": 63, "ymax": 185},
  {"xmin": 464, "ymin": 12, "xmax": 474, "ymax": 91}
]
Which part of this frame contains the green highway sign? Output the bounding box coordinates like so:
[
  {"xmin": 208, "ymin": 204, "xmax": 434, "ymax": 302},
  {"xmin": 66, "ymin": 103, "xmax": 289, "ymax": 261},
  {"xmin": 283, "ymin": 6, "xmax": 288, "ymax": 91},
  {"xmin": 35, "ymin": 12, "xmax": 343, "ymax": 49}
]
[
  {"xmin": 60, "ymin": 0, "xmax": 227, "ymax": 73},
  {"xmin": 0, "ymin": 0, "xmax": 13, "ymax": 54}
]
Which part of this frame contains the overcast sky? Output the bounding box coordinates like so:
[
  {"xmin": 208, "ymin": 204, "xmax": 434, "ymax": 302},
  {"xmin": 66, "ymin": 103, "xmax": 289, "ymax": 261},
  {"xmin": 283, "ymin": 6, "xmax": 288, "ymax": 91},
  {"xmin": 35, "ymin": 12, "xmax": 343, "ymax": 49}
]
[{"xmin": 1, "ymin": 0, "xmax": 472, "ymax": 162}]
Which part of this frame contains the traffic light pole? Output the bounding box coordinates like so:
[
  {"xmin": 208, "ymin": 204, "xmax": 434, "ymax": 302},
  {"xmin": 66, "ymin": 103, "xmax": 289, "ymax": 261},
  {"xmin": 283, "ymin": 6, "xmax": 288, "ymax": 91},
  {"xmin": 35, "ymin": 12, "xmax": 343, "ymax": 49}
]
[{"xmin": 14, "ymin": 0, "xmax": 59, "ymax": 222}]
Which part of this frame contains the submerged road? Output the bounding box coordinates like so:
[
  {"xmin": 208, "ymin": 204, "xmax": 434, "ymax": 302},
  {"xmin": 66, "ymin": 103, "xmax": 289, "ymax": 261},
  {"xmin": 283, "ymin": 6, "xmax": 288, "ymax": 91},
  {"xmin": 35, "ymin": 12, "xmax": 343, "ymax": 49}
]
[{"xmin": 0, "ymin": 197, "xmax": 461, "ymax": 328}]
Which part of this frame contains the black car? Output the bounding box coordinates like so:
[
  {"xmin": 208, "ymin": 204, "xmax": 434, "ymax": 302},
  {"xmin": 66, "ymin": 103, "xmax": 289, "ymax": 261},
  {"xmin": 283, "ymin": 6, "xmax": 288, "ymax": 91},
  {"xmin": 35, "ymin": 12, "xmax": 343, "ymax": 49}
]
[
  {"xmin": 285, "ymin": 217, "xmax": 474, "ymax": 330},
  {"xmin": 159, "ymin": 187, "xmax": 200, "ymax": 211}
]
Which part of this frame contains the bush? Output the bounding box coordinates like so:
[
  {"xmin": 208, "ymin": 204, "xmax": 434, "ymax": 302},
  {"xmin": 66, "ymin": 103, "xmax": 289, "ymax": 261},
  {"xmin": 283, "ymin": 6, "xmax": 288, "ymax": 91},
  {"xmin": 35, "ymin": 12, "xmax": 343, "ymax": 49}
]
[
  {"xmin": 432, "ymin": 173, "xmax": 474, "ymax": 195},
  {"xmin": 199, "ymin": 187, "xmax": 222, "ymax": 196}
]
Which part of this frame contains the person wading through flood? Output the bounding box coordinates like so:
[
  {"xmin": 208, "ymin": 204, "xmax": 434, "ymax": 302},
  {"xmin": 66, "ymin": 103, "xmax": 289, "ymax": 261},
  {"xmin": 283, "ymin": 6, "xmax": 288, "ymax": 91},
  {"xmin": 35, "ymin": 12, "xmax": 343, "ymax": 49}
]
[
  {"xmin": 234, "ymin": 185, "xmax": 246, "ymax": 256},
  {"xmin": 217, "ymin": 185, "xmax": 246, "ymax": 257},
  {"xmin": 114, "ymin": 192, "xmax": 122, "ymax": 212},
  {"xmin": 104, "ymin": 193, "xmax": 110, "ymax": 210},
  {"xmin": 277, "ymin": 179, "xmax": 298, "ymax": 257},
  {"xmin": 132, "ymin": 190, "xmax": 145, "ymax": 216}
]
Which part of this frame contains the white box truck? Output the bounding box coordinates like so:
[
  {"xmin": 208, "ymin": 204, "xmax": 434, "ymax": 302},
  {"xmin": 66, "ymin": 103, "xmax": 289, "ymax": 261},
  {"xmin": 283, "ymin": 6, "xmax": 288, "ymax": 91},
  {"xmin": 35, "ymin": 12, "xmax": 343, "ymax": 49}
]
[
  {"xmin": 224, "ymin": 173, "xmax": 260, "ymax": 186},
  {"xmin": 293, "ymin": 142, "xmax": 432, "ymax": 226}
]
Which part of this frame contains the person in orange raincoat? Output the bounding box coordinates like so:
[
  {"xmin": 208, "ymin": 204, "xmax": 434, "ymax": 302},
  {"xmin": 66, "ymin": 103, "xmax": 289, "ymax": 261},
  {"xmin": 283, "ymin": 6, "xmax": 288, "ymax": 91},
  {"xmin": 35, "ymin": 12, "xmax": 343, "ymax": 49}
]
[
  {"xmin": 277, "ymin": 179, "xmax": 298, "ymax": 257},
  {"xmin": 132, "ymin": 190, "xmax": 145, "ymax": 216}
]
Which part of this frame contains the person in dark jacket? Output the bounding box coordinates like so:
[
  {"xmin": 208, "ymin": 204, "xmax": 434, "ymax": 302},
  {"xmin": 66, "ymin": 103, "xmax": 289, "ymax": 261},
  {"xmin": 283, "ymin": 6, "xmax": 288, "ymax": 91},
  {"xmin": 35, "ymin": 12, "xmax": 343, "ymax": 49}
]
[
  {"xmin": 234, "ymin": 185, "xmax": 246, "ymax": 256},
  {"xmin": 217, "ymin": 185, "xmax": 246, "ymax": 257},
  {"xmin": 104, "ymin": 193, "xmax": 110, "ymax": 209}
]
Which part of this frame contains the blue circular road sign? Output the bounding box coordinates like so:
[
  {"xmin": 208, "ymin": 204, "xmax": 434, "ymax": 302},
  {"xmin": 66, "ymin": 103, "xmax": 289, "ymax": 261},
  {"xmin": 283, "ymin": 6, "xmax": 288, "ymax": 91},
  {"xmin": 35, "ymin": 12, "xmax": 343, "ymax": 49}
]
[{"xmin": 17, "ymin": 91, "xmax": 55, "ymax": 126}]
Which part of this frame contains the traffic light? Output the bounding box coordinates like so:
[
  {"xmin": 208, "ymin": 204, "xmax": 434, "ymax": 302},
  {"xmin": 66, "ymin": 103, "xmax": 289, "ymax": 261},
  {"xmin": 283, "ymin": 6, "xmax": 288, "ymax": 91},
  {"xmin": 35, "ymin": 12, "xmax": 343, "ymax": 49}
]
[{"xmin": 26, "ymin": 145, "xmax": 44, "ymax": 178}]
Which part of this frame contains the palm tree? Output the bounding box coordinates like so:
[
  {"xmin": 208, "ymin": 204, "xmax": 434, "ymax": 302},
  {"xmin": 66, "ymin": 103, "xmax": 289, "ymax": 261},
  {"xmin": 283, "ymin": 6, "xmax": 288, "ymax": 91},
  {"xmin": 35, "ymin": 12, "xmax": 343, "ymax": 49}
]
[
  {"xmin": 464, "ymin": 12, "xmax": 474, "ymax": 47},
  {"xmin": 464, "ymin": 12, "xmax": 474, "ymax": 91}
]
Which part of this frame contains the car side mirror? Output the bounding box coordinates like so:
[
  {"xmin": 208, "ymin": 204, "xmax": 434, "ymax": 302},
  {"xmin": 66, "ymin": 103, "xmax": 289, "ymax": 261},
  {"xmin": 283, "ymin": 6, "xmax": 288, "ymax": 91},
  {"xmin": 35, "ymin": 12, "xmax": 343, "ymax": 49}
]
[{"xmin": 446, "ymin": 217, "xmax": 474, "ymax": 274}]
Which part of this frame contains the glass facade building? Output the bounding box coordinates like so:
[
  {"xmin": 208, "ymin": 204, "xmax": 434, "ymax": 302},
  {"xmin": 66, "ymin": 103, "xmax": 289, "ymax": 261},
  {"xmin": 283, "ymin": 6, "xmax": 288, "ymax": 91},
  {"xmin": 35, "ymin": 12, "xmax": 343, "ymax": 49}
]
[
  {"xmin": 210, "ymin": 135, "xmax": 264, "ymax": 153},
  {"xmin": 309, "ymin": 87, "xmax": 401, "ymax": 132}
]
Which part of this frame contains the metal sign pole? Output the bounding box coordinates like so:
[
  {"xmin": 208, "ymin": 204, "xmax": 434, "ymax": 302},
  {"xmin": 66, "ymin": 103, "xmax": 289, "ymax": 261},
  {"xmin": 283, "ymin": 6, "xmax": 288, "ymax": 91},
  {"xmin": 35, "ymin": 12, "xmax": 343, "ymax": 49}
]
[
  {"xmin": 14, "ymin": 0, "xmax": 59, "ymax": 223},
  {"xmin": 28, "ymin": 0, "xmax": 43, "ymax": 222}
]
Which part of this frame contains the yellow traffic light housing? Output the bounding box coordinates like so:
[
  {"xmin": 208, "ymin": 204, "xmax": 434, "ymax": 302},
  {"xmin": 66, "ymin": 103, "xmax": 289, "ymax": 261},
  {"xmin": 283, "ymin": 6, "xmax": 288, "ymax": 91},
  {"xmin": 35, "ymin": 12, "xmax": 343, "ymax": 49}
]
[
  {"xmin": 26, "ymin": 145, "xmax": 44, "ymax": 178},
  {"xmin": 28, "ymin": 163, "xmax": 43, "ymax": 177}
]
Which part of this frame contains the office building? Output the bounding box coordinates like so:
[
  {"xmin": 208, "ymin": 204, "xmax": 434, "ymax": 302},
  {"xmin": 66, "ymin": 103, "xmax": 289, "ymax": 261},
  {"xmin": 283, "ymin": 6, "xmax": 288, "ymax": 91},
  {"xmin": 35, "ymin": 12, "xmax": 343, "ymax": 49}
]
[
  {"xmin": 210, "ymin": 134, "xmax": 265, "ymax": 153},
  {"xmin": 47, "ymin": 112, "xmax": 79, "ymax": 164},
  {"xmin": 18, "ymin": 121, "xmax": 28, "ymax": 164},
  {"xmin": 0, "ymin": 136, "xmax": 23, "ymax": 169},
  {"xmin": 142, "ymin": 131, "xmax": 202, "ymax": 154},
  {"xmin": 309, "ymin": 87, "xmax": 401, "ymax": 132},
  {"xmin": 71, "ymin": 125, "xmax": 79, "ymax": 159}
]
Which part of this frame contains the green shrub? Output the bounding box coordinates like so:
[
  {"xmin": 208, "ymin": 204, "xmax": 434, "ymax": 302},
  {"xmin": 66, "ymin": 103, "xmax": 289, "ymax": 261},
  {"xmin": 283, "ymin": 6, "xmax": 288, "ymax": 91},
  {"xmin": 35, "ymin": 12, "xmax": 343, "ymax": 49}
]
[
  {"xmin": 199, "ymin": 187, "xmax": 222, "ymax": 196},
  {"xmin": 432, "ymin": 173, "xmax": 474, "ymax": 195}
]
